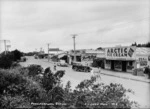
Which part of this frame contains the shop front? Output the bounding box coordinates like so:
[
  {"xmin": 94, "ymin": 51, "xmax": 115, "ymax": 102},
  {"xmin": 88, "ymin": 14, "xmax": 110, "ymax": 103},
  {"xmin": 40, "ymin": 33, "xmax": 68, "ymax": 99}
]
[{"xmin": 104, "ymin": 46, "xmax": 136, "ymax": 73}]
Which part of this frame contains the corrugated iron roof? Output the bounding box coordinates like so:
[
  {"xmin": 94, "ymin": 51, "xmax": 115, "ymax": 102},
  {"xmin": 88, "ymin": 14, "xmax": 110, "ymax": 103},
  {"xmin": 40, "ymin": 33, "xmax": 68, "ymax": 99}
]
[{"xmin": 136, "ymin": 47, "xmax": 150, "ymax": 55}]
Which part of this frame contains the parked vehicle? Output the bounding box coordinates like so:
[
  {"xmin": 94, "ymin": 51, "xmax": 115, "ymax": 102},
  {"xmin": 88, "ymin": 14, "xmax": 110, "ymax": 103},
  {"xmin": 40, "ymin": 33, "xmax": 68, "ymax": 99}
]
[
  {"xmin": 57, "ymin": 60, "xmax": 68, "ymax": 67},
  {"xmin": 72, "ymin": 62, "xmax": 91, "ymax": 72}
]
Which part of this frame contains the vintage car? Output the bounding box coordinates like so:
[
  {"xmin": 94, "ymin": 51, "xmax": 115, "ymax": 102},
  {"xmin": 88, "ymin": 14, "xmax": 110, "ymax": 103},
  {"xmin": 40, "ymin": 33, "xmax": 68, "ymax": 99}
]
[
  {"xmin": 57, "ymin": 60, "xmax": 68, "ymax": 67},
  {"xmin": 72, "ymin": 62, "xmax": 91, "ymax": 72}
]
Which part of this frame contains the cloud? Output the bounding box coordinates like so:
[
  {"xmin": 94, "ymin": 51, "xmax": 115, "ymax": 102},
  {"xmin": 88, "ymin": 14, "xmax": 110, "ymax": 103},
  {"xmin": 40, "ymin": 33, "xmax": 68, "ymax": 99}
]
[{"xmin": 0, "ymin": 0, "xmax": 149, "ymax": 53}]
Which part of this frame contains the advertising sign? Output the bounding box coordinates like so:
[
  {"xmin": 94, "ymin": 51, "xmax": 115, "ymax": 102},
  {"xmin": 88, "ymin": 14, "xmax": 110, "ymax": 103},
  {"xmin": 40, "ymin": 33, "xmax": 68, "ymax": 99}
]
[
  {"xmin": 82, "ymin": 54, "xmax": 96, "ymax": 61},
  {"xmin": 105, "ymin": 46, "xmax": 136, "ymax": 60},
  {"xmin": 138, "ymin": 57, "xmax": 148, "ymax": 66}
]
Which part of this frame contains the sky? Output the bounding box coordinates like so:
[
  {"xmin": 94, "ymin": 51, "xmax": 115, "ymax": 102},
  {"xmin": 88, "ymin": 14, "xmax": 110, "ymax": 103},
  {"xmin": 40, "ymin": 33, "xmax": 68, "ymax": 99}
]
[{"xmin": 0, "ymin": 0, "xmax": 149, "ymax": 53}]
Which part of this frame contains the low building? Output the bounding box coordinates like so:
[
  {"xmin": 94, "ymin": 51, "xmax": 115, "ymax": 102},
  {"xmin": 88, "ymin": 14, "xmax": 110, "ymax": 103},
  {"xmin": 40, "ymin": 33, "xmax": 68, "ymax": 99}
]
[
  {"xmin": 66, "ymin": 49, "xmax": 104, "ymax": 65},
  {"xmin": 104, "ymin": 46, "xmax": 150, "ymax": 74}
]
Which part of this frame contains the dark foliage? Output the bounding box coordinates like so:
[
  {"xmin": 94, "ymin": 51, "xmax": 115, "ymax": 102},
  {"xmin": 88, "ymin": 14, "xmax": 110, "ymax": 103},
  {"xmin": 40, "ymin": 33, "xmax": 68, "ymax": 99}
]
[
  {"xmin": 0, "ymin": 50, "xmax": 23, "ymax": 69},
  {"xmin": 11, "ymin": 49, "xmax": 23, "ymax": 61},
  {"xmin": 131, "ymin": 42, "xmax": 150, "ymax": 47},
  {"xmin": 92, "ymin": 58, "xmax": 105, "ymax": 68},
  {"xmin": 27, "ymin": 64, "xmax": 43, "ymax": 77},
  {"xmin": 0, "ymin": 66, "xmax": 138, "ymax": 109},
  {"xmin": 0, "ymin": 53, "xmax": 14, "ymax": 69},
  {"xmin": 42, "ymin": 67, "xmax": 65, "ymax": 92},
  {"xmin": 64, "ymin": 76, "xmax": 139, "ymax": 109},
  {"xmin": 0, "ymin": 69, "xmax": 27, "ymax": 96},
  {"xmin": 144, "ymin": 66, "xmax": 150, "ymax": 79},
  {"xmin": 24, "ymin": 52, "xmax": 38, "ymax": 56}
]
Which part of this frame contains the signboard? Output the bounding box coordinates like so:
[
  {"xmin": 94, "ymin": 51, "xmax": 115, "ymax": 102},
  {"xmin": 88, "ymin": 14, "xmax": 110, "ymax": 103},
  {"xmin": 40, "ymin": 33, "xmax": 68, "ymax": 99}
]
[
  {"xmin": 105, "ymin": 46, "xmax": 136, "ymax": 60},
  {"xmin": 82, "ymin": 54, "xmax": 96, "ymax": 61},
  {"xmin": 138, "ymin": 57, "xmax": 148, "ymax": 66},
  {"xmin": 136, "ymin": 55, "xmax": 148, "ymax": 67}
]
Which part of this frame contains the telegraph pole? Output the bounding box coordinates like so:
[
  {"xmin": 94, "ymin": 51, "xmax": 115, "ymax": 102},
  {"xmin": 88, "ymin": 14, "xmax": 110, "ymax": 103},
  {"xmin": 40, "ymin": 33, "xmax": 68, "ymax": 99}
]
[
  {"xmin": 47, "ymin": 43, "xmax": 50, "ymax": 61},
  {"xmin": 6, "ymin": 45, "xmax": 11, "ymax": 52},
  {"xmin": 72, "ymin": 34, "xmax": 77, "ymax": 62},
  {"xmin": 0, "ymin": 40, "xmax": 10, "ymax": 55}
]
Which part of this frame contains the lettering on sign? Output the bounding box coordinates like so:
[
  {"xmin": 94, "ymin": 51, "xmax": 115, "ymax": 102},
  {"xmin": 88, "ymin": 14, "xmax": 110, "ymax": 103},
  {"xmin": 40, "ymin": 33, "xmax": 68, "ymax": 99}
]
[
  {"xmin": 82, "ymin": 55, "xmax": 96, "ymax": 61},
  {"xmin": 139, "ymin": 57, "xmax": 147, "ymax": 66},
  {"xmin": 106, "ymin": 47, "xmax": 134, "ymax": 58}
]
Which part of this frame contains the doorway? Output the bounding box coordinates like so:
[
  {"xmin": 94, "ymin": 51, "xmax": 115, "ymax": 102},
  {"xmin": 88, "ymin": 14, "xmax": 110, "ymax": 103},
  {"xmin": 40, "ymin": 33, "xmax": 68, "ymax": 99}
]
[
  {"xmin": 122, "ymin": 61, "xmax": 127, "ymax": 72},
  {"xmin": 111, "ymin": 60, "xmax": 114, "ymax": 70}
]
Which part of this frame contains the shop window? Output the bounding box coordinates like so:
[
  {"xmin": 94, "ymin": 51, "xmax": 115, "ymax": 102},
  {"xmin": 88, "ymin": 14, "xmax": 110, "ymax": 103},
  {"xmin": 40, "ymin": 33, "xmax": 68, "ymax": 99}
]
[
  {"xmin": 114, "ymin": 61, "xmax": 122, "ymax": 69},
  {"xmin": 106, "ymin": 60, "xmax": 111, "ymax": 64},
  {"xmin": 127, "ymin": 61, "xmax": 134, "ymax": 70},
  {"xmin": 106, "ymin": 60, "xmax": 111, "ymax": 68}
]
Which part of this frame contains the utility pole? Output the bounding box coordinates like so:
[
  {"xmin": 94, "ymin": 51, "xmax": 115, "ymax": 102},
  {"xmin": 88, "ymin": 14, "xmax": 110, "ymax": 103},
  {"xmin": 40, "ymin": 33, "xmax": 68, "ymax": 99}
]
[
  {"xmin": 6, "ymin": 45, "xmax": 11, "ymax": 52},
  {"xmin": 0, "ymin": 40, "xmax": 10, "ymax": 55},
  {"xmin": 72, "ymin": 34, "xmax": 77, "ymax": 62},
  {"xmin": 47, "ymin": 43, "xmax": 50, "ymax": 61}
]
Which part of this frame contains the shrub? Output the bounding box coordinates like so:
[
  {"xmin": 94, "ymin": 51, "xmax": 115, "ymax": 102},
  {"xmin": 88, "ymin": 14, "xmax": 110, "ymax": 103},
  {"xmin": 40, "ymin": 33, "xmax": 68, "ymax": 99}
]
[
  {"xmin": 0, "ymin": 68, "xmax": 47, "ymax": 108},
  {"xmin": 92, "ymin": 58, "xmax": 105, "ymax": 68},
  {"xmin": 11, "ymin": 62, "xmax": 21, "ymax": 68},
  {"xmin": 0, "ymin": 53, "xmax": 14, "ymax": 69},
  {"xmin": 42, "ymin": 67, "xmax": 65, "ymax": 104},
  {"xmin": 0, "ymin": 69, "xmax": 27, "ymax": 96},
  {"xmin": 42, "ymin": 67, "xmax": 65, "ymax": 92},
  {"xmin": 0, "ymin": 95, "xmax": 31, "ymax": 108},
  {"xmin": 11, "ymin": 49, "xmax": 23, "ymax": 61},
  {"xmin": 0, "ymin": 65, "xmax": 139, "ymax": 109},
  {"xmin": 27, "ymin": 64, "xmax": 43, "ymax": 77},
  {"xmin": 144, "ymin": 66, "xmax": 150, "ymax": 79},
  {"xmin": 0, "ymin": 49, "xmax": 23, "ymax": 69},
  {"xmin": 63, "ymin": 76, "xmax": 139, "ymax": 109}
]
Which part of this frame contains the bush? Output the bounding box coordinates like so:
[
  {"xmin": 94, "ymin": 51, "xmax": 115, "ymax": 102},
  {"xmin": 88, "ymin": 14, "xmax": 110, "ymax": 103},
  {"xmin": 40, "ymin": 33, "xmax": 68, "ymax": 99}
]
[
  {"xmin": 42, "ymin": 67, "xmax": 65, "ymax": 104},
  {"xmin": 0, "ymin": 68, "xmax": 47, "ymax": 108},
  {"xmin": 92, "ymin": 58, "xmax": 105, "ymax": 68},
  {"xmin": 27, "ymin": 64, "xmax": 43, "ymax": 77},
  {"xmin": 0, "ymin": 69, "xmax": 27, "ymax": 95},
  {"xmin": 0, "ymin": 53, "xmax": 14, "ymax": 69},
  {"xmin": 0, "ymin": 95, "xmax": 31, "ymax": 108},
  {"xmin": 0, "ymin": 65, "xmax": 139, "ymax": 109},
  {"xmin": 144, "ymin": 66, "xmax": 150, "ymax": 79},
  {"xmin": 42, "ymin": 67, "xmax": 65, "ymax": 92},
  {"xmin": 11, "ymin": 49, "xmax": 23, "ymax": 61},
  {"xmin": 11, "ymin": 62, "xmax": 21, "ymax": 68},
  {"xmin": 0, "ymin": 50, "xmax": 23, "ymax": 69},
  {"xmin": 64, "ymin": 76, "xmax": 139, "ymax": 109}
]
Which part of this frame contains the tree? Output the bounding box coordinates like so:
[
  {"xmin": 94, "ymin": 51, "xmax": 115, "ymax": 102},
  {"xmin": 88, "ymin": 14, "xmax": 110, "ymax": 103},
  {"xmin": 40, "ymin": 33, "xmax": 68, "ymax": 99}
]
[
  {"xmin": 131, "ymin": 42, "xmax": 150, "ymax": 47},
  {"xmin": 27, "ymin": 64, "xmax": 43, "ymax": 77},
  {"xmin": 42, "ymin": 67, "xmax": 65, "ymax": 104},
  {"xmin": 132, "ymin": 42, "xmax": 137, "ymax": 46},
  {"xmin": 64, "ymin": 76, "xmax": 139, "ymax": 108},
  {"xmin": 0, "ymin": 53, "xmax": 14, "ymax": 69},
  {"xmin": 11, "ymin": 49, "xmax": 23, "ymax": 61}
]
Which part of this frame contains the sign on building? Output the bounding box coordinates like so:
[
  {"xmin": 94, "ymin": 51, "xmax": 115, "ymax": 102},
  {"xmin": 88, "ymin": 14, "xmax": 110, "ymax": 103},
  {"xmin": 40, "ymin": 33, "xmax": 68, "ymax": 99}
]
[{"xmin": 105, "ymin": 46, "xmax": 136, "ymax": 60}]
